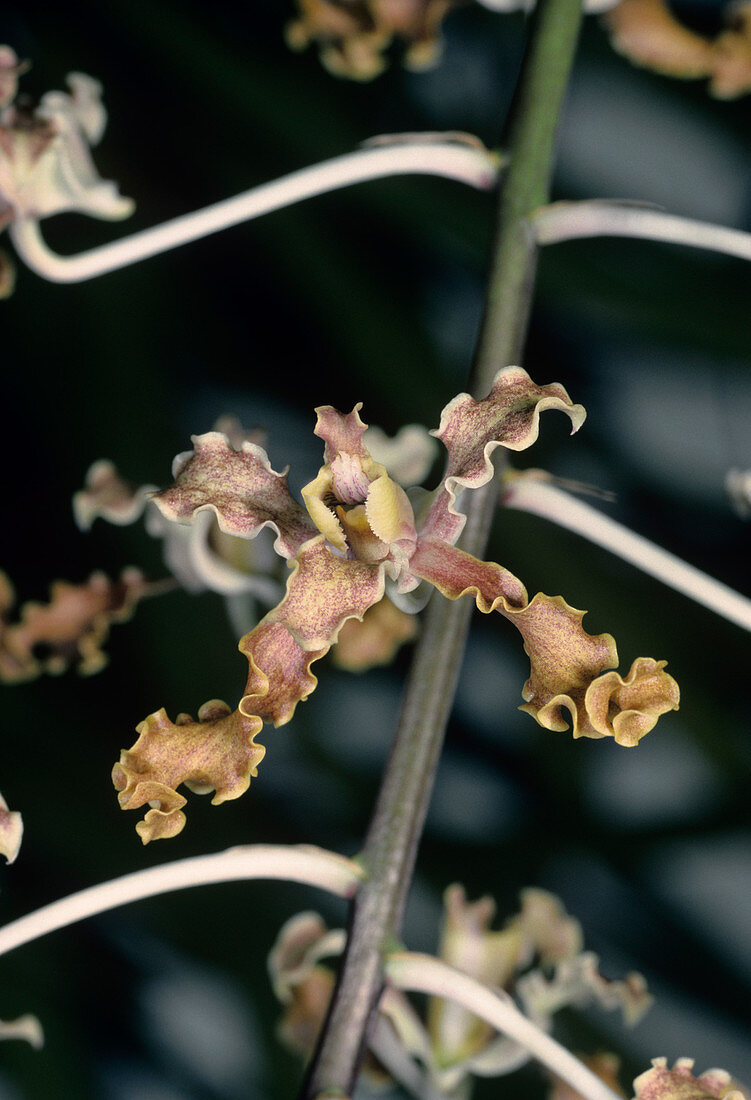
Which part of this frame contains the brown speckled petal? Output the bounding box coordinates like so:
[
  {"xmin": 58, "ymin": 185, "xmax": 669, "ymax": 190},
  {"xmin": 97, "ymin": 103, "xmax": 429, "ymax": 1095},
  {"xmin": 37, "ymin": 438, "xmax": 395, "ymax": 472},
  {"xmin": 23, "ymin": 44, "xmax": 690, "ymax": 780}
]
[
  {"xmin": 422, "ymin": 366, "xmax": 586, "ymax": 548},
  {"xmin": 113, "ymin": 700, "xmax": 266, "ymax": 844},
  {"xmin": 153, "ymin": 431, "xmax": 317, "ymax": 559},
  {"xmin": 631, "ymin": 1058, "xmax": 746, "ymax": 1100},
  {"xmin": 410, "ymin": 538, "xmax": 678, "ymax": 744},
  {"xmin": 267, "ymin": 536, "xmax": 386, "ymax": 651}
]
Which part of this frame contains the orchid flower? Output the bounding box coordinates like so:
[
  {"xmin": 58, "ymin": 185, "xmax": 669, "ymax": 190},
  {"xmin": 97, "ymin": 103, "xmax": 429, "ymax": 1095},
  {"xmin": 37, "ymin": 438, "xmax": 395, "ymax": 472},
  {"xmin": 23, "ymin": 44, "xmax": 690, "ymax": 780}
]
[
  {"xmin": 268, "ymin": 886, "xmax": 650, "ymax": 1095},
  {"xmin": 0, "ymin": 48, "xmax": 133, "ymax": 295},
  {"xmin": 111, "ymin": 366, "xmax": 679, "ymax": 843},
  {"xmin": 74, "ymin": 415, "xmax": 432, "ymax": 646}
]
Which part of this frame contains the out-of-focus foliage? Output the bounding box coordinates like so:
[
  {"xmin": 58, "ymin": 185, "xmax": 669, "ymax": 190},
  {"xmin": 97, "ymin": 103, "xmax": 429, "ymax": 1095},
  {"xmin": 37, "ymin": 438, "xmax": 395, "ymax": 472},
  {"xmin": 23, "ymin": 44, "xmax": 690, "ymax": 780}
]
[{"xmin": 1, "ymin": 1, "xmax": 751, "ymax": 1097}]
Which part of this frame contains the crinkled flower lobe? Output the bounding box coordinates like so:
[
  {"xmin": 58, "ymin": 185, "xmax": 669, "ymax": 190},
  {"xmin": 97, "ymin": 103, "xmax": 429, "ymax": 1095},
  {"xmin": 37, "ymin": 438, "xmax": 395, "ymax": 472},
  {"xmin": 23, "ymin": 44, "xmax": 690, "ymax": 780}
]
[
  {"xmin": 113, "ymin": 700, "xmax": 266, "ymax": 844},
  {"xmin": 632, "ymin": 1058, "xmax": 747, "ymax": 1100},
  {"xmin": 0, "ymin": 568, "xmax": 148, "ymax": 682}
]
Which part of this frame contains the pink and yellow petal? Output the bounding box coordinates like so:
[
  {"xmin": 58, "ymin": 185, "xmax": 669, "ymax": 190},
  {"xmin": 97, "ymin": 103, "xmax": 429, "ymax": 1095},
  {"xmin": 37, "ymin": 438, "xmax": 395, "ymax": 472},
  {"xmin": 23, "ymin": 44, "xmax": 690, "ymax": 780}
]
[
  {"xmin": 422, "ymin": 366, "xmax": 586, "ymax": 546},
  {"xmin": 153, "ymin": 431, "xmax": 317, "ymax": 560},
  {"xmin": 429, "ymin": 884, "xmax": 524, "ymax": 1065},
  {"xmin": 267, "ymin": 536, "xmax": 385, "ymax": 651},
  {"xmin": 410, "ymin": 538, "xmax": 678, "ymax": 745},
  {"xmin": 239, "ymin": 620, "xmax": 326, "ymax": 727},
  {"xmin": 73, "ymin": 460, "xmax": 155, "ymax": 531},
  {"xmin": 632, "ymin": 1057, "xmax": 747, "ymax": 1100},
  {"xmin": 112, "ymin": 700, "xmax": 265, "ymax": 844},
  {"xmin": 603, "ymin": 0, "xmax": 715, "ymax": 80},
  {"xmin": 313, "ymin": 403, "xmax": 371, "ymax": 465}
]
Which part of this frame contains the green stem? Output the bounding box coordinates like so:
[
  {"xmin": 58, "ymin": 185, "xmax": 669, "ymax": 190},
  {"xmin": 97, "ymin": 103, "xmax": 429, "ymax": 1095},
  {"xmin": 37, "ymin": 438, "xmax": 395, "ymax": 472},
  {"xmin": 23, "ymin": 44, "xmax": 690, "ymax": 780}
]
[{"xmin": 299, "ymin": 2, "xmax": 583, "ymax": 1095}]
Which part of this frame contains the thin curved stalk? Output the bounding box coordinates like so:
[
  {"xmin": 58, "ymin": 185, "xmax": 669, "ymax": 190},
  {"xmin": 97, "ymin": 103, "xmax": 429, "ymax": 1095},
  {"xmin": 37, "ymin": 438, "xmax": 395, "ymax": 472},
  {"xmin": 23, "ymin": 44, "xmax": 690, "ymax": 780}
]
[
  {"xmin": 9, "ymin": 140, "xmax": 499, "ymax": 284},
  {"xmin": 386, "ymin": 952, "xmax": 622, "ymax": 1100},
  {"xmin": 534, "ymin": 200, "xmax": 751, "ymax": 261},
  {"xmin": 503, "ymin": 475, "xmax": 751, "ymax": 632},
  {"xmin": 0, "ymin": 844, "xmax": 362, "ymax": 958}
]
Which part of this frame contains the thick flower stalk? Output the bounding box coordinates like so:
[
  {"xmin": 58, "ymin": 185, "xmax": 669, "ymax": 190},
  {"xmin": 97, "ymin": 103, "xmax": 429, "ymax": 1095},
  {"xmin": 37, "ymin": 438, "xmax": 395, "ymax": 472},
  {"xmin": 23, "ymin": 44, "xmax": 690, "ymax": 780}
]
[
  {"xmin": 112, "ymin": 366, "xmax": 679, "ymax": 842},
  {"xmin": 0, "ymin": 47, "xmax": 132, "ymax": 294}
]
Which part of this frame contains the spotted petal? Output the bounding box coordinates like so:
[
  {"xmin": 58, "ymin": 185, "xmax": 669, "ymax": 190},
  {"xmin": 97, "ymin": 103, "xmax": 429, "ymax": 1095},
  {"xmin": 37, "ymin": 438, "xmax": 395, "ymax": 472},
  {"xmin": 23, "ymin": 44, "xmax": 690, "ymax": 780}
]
[
  {"xmin": 239, "ymin": 619, "xmax": 327, "ymax": 727},
  {"xmin": 631, "ymin": 1058, "xmax": 747, "ymax": 1100},
  {"xmin": 267, "ymin": 536, "xmax": 386, "ymax": 651},
  {"xmin": 153, "ymin": 431, "xmax": 317, "ymax": 560},
  {"xmin": 421, "ymin": 366, "xmax": 586, "ymax": 547},
  {"xmin": 112, "ymin": 700, "xmax": 266, "ymax": 843},
  {"xmin": 409, "ymin": 538, "xmax": 679, "ymax": 745}
]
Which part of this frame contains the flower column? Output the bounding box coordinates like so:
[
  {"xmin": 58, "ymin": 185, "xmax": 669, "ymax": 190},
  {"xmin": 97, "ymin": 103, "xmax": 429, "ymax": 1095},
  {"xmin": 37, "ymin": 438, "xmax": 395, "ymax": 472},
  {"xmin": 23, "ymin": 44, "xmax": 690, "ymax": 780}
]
[{"xmin": 300, "ymin": 0, "xmax": 587, "ymax": 1095}]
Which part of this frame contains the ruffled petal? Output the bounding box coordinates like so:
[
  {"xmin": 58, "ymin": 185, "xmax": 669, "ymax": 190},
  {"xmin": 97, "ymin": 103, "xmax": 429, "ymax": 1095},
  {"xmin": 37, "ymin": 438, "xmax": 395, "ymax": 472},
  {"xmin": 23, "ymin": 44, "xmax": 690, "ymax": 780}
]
[
  {"xmin": 153, "ymin": 431, "xmax": 317, "ymax": 560},
  {"xmin": 0, "ymin": 568, "xmax": 149, "ymax": 682},
  {"xmin": 513, "ymin": 888, "xmax": 583, "ymax": 967},
  {"xmin": 73, "ymin": 459, "xmax": 155, "ymax": 530},
  {"xmin": 518, "ymin": 951, "xmax": 652, "ymax": 1029},
  {"xmin": 421, "ymin": 366, "xmax": 586, "ymax": 547},
  {"xmin": 112, "ymin": 699, "xmax": 266, "ymax": 843},
  {"xmin": 239, "ymin": 619, "xmax": 327, "ymax": 727},
  {"xmin": 410, "ymin": 538, "xmax": 679, "ymax": 744},
  {"xmin": 268, "ymin": 911, "xmax": 347, "ymax": 1002},
  {"xmin": 631, "ymin": 1057, "xmax": 747, "ymax": 1100},
  {"xmin": 268, "ymin": 915, "xmax": 338, "ymax": 1058},
  {"xmin": 314, "ymin": 403, "xmax": 371, "ymax": 466},
  {"xmin": 584, "ymin": 657, "xmax": 681, "ymax": 747},
  {"xmin": 266, "ymin": 536, "xmax": 386, "ymax": 651},
  {"xmin": 0, "ymin": 790, "xmax": 22, "ymax": 864}
]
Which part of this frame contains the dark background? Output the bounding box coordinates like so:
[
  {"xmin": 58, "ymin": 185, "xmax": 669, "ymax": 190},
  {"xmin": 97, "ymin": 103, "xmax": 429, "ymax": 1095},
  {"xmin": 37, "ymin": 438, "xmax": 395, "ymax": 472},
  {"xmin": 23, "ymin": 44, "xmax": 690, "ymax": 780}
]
[{"xmin": 1, "ymin": 1, "xmax": 751, "ymax": 1096}]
